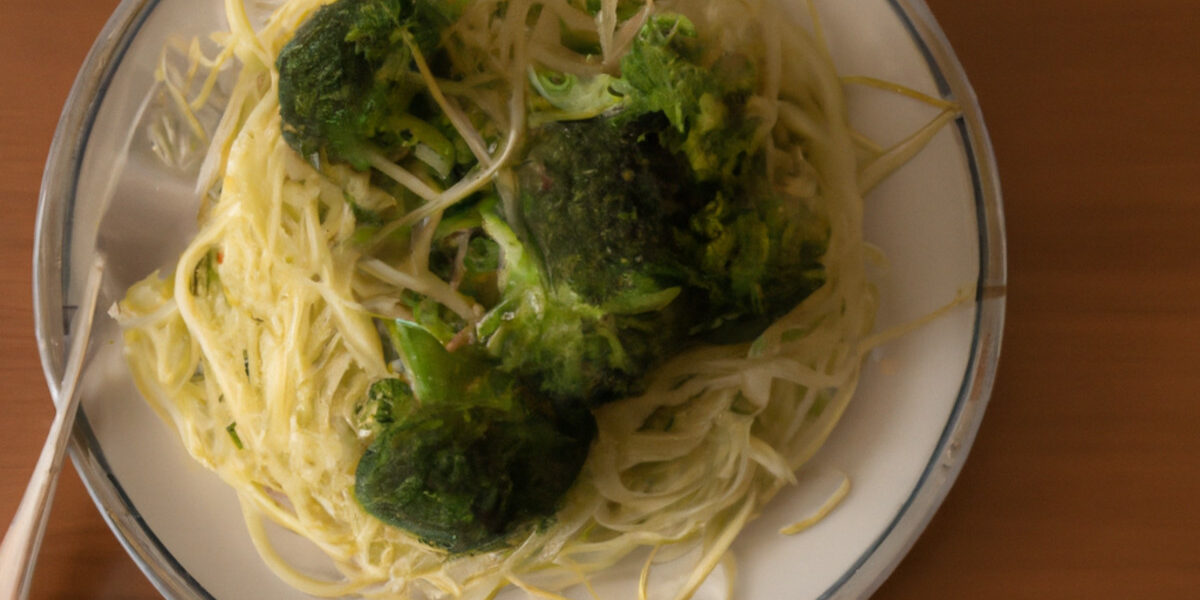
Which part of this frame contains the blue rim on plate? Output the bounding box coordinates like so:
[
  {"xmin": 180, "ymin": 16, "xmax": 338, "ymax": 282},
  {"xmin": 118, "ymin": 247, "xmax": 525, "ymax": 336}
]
[{"xmin": 33, "ymin": 1, "xmax": 1006, "ymax": 597}]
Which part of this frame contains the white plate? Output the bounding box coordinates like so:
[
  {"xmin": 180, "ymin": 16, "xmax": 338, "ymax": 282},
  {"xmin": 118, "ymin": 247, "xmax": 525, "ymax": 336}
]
[{"xmin": 33, "ymin": 0, "xmax": 1005, "ymax": 597}]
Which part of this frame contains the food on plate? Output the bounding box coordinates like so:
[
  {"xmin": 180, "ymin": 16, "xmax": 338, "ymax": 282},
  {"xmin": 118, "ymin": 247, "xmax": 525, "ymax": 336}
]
[{"xmin": 114, "ymin": 0, "xmax": 958, "ymax": 596}]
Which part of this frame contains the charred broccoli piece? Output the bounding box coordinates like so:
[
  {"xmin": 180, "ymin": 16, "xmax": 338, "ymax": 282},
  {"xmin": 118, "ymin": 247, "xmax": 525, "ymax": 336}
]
[
  {"xmin": 276, "ymin": 0, "xmax": 456, "ymax": 170},
  {"xmin": 355, "ymin": 320, "xmax": 593, "ymax": 553}
]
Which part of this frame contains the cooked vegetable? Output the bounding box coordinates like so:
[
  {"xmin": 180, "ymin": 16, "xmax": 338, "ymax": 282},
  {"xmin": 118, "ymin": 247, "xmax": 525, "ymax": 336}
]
[
  {"xmin": 276, "ymin": 0, "xmax": 457, "ymax": 170},
  {"xmin": 612, "ymin": 13, "xmax": 759, "ymax": 182},
  {"xmin": 355, "ymin": 321, "xmax": 593, "ymax": 552},
  {"xmin": 474, "ymin": 12, "xmax": 829, "ymax": 401},
  {"xmin": 479, "ymin": 117, "xmax": 699, "ymax": 405}
]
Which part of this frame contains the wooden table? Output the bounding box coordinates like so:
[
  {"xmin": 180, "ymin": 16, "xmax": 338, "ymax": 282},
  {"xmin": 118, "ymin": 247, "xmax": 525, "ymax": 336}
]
[{"xmin": 2, "ymin": 0, "xmax": 1198, "ymax": 597}]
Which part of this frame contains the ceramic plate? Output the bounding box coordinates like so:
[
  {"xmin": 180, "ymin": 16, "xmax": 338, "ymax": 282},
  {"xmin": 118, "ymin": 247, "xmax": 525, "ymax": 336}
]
[{"xmin": 33, "ymin": 0, "xmax": 1005, "ymax": 597}]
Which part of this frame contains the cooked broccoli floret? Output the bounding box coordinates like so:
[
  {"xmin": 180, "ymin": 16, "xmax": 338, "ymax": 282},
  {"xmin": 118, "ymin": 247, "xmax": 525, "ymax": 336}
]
[
  {"xmin": 475, "ymin": 109, "xmax": 827, "ymax": 404},
  {"xmin": 355, "ymin": 320, "xmax": 593, "ymax": 553},
  {"xmin": 473, "ymin": 118, "xmax": 700, "ymax": 404},
  {"xmin": 682, "ymin": 186, "xmax": 830, "ymax": 335},
  {"xmin": 612, "ymin": 13, "xmax": 759, "ymax": 183},
  {"xmin": 482, "ymin": 10, "xmax": 832, "ymax": 398},
  {"xmin": 518, "ymin": 118, "xmax": 694, "ymax": 310},
  {"xmin": 608, "ymin": 12, "xmax": 826, "ymax": 332},
  {"xmin": 276, "ymin": 0, "xmax": 457, "ymax": 170}
]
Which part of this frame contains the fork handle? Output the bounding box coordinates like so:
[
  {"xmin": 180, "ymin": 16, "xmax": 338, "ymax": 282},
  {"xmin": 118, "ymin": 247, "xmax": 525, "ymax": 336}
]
[{"xmin": 0, "ymin": 257, "xmax": 105, "ymax": 599}]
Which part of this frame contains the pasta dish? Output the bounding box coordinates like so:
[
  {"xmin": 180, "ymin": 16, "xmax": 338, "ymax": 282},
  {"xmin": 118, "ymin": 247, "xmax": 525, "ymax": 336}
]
[{"xmin": 112, "ymin": 0, "xmax": 958, "ymax": 597}]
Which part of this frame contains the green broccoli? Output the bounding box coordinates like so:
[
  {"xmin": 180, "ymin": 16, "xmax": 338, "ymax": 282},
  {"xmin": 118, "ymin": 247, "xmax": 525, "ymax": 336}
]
[
  {"xmin": 355, "ymin": 320, "xmax": 594, "ymax": 553},
  {"xmin": 276, "ymin": 0, "xmax": 458, "ymax": 170},
  {"xmin": 680, "ymin": 187, "xmax": 830, "ymax": 339},
  {"xmin": 611, "ymin": 13, "xmax": 759, "ymax": 183},
  {"xmin": 517, "ymin": 118, "xmax": 695, "ymax": 311},
  {"xmin": 608, "ymin": 13, "xmax": 826, "ymax": 331},
  {"xmin": 469, "ymin": 117, "xmax": 706, "ymax": 405},
  {"xmin": 520, "ymin": 11, "xmax": 828, "ymax": 332}
]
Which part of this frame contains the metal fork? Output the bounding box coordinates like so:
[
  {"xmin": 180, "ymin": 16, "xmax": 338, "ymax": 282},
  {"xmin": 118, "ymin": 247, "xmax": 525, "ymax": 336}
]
[{"xmin": 0, "ymin": 256, "xmax": 107, "ymax": 599}]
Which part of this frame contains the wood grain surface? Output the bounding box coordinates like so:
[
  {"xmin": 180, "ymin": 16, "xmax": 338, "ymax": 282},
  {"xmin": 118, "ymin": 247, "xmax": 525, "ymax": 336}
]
[{"xmin": 2, "ymin": 0, "xmax": 1198, "ymax": 598}]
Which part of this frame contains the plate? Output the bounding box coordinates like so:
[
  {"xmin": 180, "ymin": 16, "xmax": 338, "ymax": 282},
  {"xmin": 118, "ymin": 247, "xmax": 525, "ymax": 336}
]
[{"xmin": 33, "ymin": 0, "xmax": 1005, "ymax": 597}]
